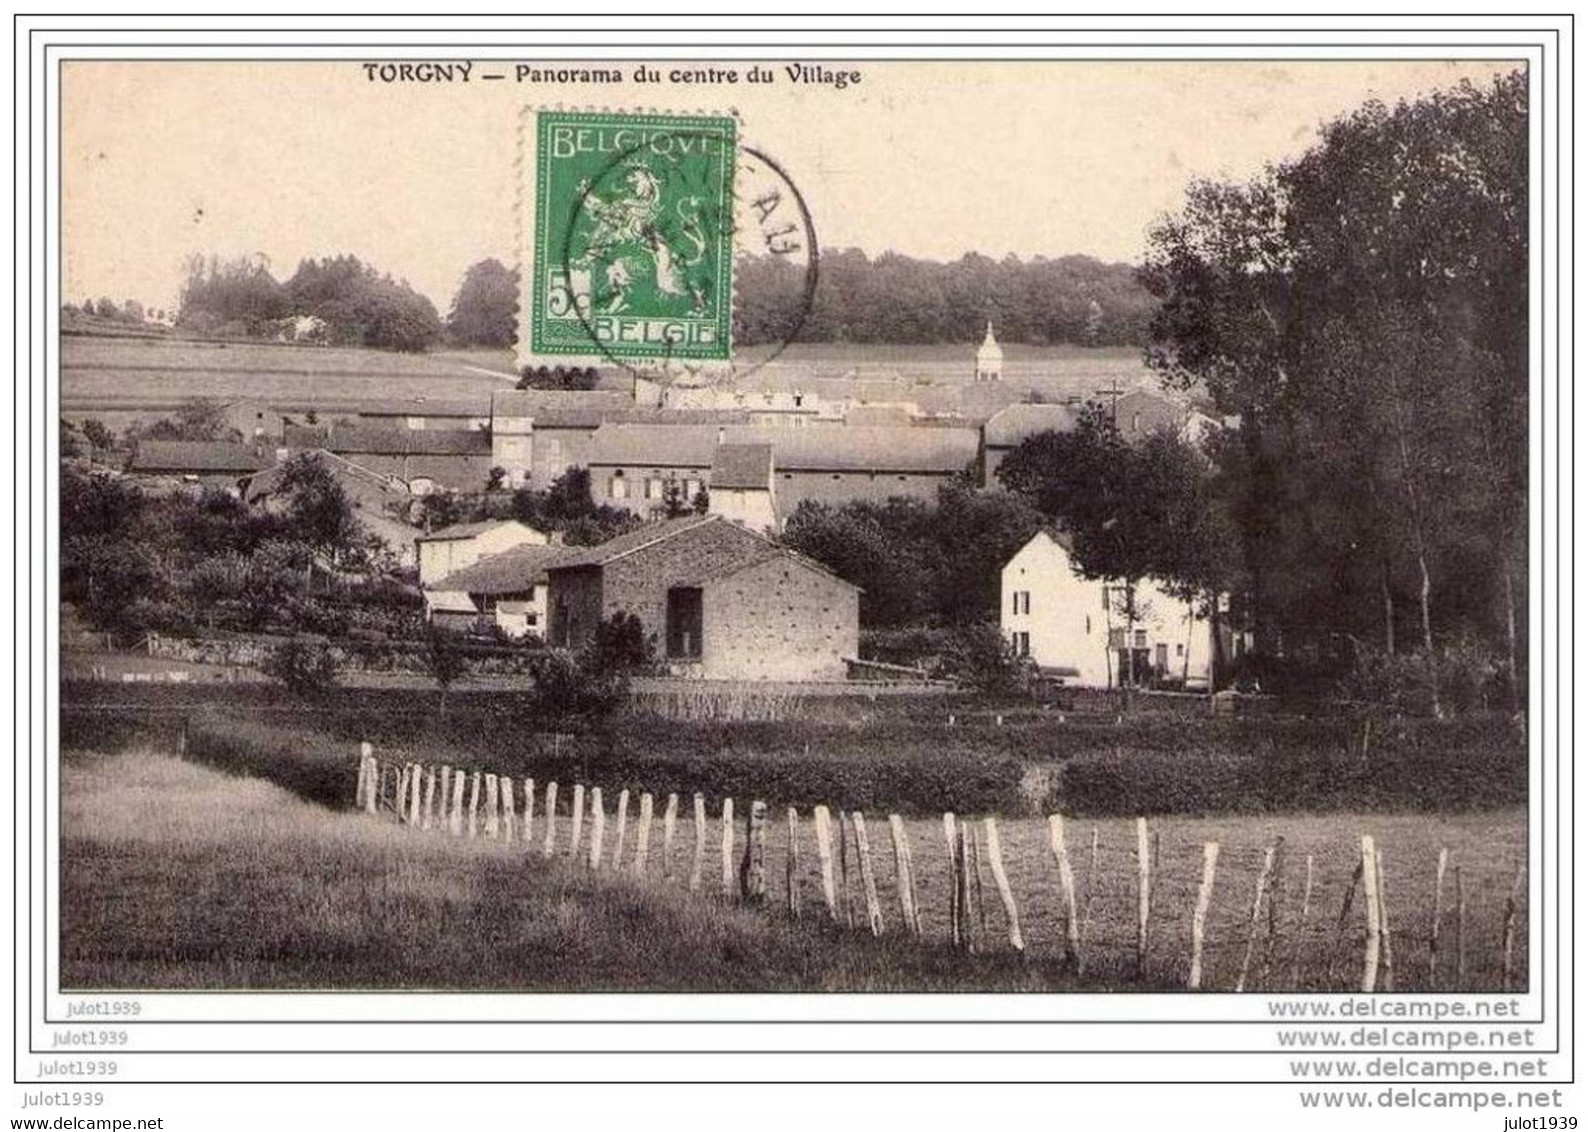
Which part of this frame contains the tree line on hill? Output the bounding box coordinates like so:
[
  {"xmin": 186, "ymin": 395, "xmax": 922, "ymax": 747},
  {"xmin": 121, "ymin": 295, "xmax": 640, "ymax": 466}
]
[
  {"xmin": 175, "ymin": 253, "xmax": 445, "ymax": 352},
  {"xmin": 167, "ymin": 245, "xmax": 1156, "ymax": 354}
]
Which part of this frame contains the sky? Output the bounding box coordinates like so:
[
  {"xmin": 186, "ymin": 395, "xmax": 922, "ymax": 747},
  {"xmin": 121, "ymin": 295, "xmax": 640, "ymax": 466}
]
[{"xmin": 62, "ymin": 59, "xmax": 1521, "ymax": 313}]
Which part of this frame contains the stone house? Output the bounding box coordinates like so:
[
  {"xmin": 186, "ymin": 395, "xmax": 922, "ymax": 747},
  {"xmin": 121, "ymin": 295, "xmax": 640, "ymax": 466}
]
[
  {"xmin": 979, "ymin": 403, "xmax": 1078, "ymax": 488},
  {"xmin": 414, "ymin": 519, "xmax": 551, "ymax": 588},
  {"xmin": 244, "ymin": 449, "xmax": 419, "ymax": 566},
  {"xmin": 1000, "ymin": 530, "xmax": 1215, "ymax": 690},
  {"xmin": 422, "ymin": 543, "xmax": 570, "ymax": 638},
  {"xmin": 125, "ymin": 439, "xmax": 264, "ymax": 487},
  {"xmin": 545, "ymin": 514, "xmax": 859, "ymax": 681},
  {"xmin": 722, "ymin": 424, "xmax": 980, "ymax": 512},
  {"xmin": 284, "ymin": 423, "xmax": 495, "ymax": 493}
]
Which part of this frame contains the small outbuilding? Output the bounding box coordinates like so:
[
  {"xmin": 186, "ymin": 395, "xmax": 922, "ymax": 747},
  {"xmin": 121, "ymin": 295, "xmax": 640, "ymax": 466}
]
[{"xmin": 545, "ymin": 514, "xmax": 859, "ymax": 681}]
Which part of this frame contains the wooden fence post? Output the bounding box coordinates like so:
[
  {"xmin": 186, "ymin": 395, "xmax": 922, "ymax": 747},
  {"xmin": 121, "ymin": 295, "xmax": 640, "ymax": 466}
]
[
  {"xmin": 1455, "ymin": 863, "xmax": 1467, "ymax": 990},
  {"xmin": 955, "ymin": 820, "xmax": 975, "ymax": 950},
  {"xmin": 1237, "ymin": 840, "xmax": 1278, "ymax": 993},
  {"xmin": 689, "ymin": 793, "xmax": 707, "ymax": 891},
  {"xmin": 1136, "ymin": 817, "xmax": 1153, "ymax": 977},
  {"xmin": 814, "ymin": 805, "xmax": 838, "ymax": 919},
  {"xmin": 467, "ymin": 771, "xmax": 482, "ymax": 839},
  {"xmin": 1259, "ymin": 837, "xmax": 1288, "ymax": 988},
  {"xmin": 500, "ymin": 777, "xmax": 516, "ymax": 843},
  {"xmin": 1329, "ymin": 861, "xmax": 1363, "ymax": 988},
  {"xmin": 632, "ymin": 792, "xmax": 653, "ymax": 875},
  {"xmin": 484, "ymin": 774, "xmax": 500, "ymax": 840},
  {"xmin": 1502, "ymin": 860, "xmax": 1525, "ymax": 990},
  {"xmin": 720, "ymin": 798, "xmax": 736, "ymax": 895},
  {"xmin": 1188, "ymin": 841, "xmax": 1220, "ymax": 990},
  {"xmin": 393, "ymin": 764, "xmax": 408, "ymax": 823},
  {"xmin": 983, "ymin": 816, "xmax": 1024, "ymax": 952},
  {"xmin": 837, "ymin": 810, "xmax": 854, "ymax": 928},
  {"xmin": 1361, "ymin": 835, "xmax": 1382, "ymax": 993},
  {"xmin": 943, "ymin": 813, "xmax": 960, "ymax": 945},
  {"xmin": 740, "ymin": 800, "xmax": 768, "ymax": 903},
  {"xmin": 889, "ymin": 815, "xmax": 919, "ymax": 935},
  {"xmin": 542, "ymin": 781, "xmax": 559, "ymax": 858},
  {"xmin": 588, "ymin": 787, "xmax": 606, "ymax": 871},
  {"xmin": 1375, "ymin": 843, "xmax": 1395, "ymax": 991},
  {"xmin": 1288, "ymin": 853, "xmax": 1315, "ymax": 990},
  {"xmin": 852, "ymin": 813, "xmax": 884, "ymax": 936},
  {"xmin": 448, "ymin": 766, "xmax": 464, "ymax": 837},
  {"xmin": 521, "ymin": 778, "xmax": 535, "ymax": 846},
  {"xmin": 1429, "ymin": 847, "xmax": 1448, "ymax": 985},
  {"xmin": 356, "ymin": 743, "xmax": 372, "ymax": 810},
  {"xmin": 612, "ymin": 788, "xmax": 630, "ymax": 867},
  {"xmin": 410, "ymin": 764, "xmax": 425, "ymax": 825},
  {"xmin": 1082, "ymin": 825, "xmax": 1099, "ymax": 947},
  {"xmin": 420, "ymin": 766, "xmax": 436, "ymax": 832},
  {"xmin": 1047, "ymin": 813, "xmax": 1082, "ymax": 971},
  {"xmin": 661, "ymin": 793, "xmax": 679, "ymax": 879},
  {"xmin": 967, "ymin": 821, "xmax": 987, "ymax": 941},
  {"xmin": 568, "ymin": 784, "xmax": 585, "ymax": 860},
  {"xmin": 786, "ymin": 807, "xmax": 801, "ymax": 918}
]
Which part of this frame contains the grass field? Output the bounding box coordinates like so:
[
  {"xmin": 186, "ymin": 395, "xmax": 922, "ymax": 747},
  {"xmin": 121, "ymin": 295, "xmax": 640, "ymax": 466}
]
[
  {"xmin": 60, "ymin": 334, "xmax": 1147, "ymax": 409},
  {"xmin": 61, "ymin": 752, "xmax": 1077, "ymax": 992},
  {"xmin": 62, "ymin": 746, "xmax": 1526, "ymax": 993}
]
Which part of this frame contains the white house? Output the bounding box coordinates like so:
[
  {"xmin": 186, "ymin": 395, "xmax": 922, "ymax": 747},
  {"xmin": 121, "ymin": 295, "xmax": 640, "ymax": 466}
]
[
  {"xmin": 423, "ymin": 543, "xmax": 570, "ymax": 638},
  {"xmin": 414, "ymin": 519, "xmax": 551, "ymax": 588},
  {"xmin": 1000, "ymin": 530, "xmax": 1216, "ymax": 690},
  {"xmin": 707, "ymin": 442, "xmax": 778, "ymax": 534}
]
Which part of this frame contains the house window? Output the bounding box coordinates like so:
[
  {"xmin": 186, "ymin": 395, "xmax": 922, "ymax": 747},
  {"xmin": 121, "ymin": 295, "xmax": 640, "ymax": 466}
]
[
  {"xmin": 644, "ymin": 477, "xmax": 663, "ymax": 500},
  {"xmin": 1013, "ymin": 631, "xmax": 1030, "ymax": 657},
  {"xmin": 684, "ymin": 478, "xmax": 701, "ymax": 497},
  {"xmin": 1101, "ymin": 586, "xmax": 1110, "ymax": 610},
  {"xmin": 1176, "ymin": 643, "xmax": 1184, "ymax": 656},
  {"xmin": 666, "ymin": 587, "xmax": 704, "ymax": 659},
  {"xmin": 1012, "ymin": 591, "xmax": 1030, "ymax": 615},
  {"xmin": 1085, "ymin": 615, "xmax": 1092, "ymax": 635},
  {"xmin": 1155, "ymin": 643, "xmax": 1169, "ymax": 671},
  {"xmin": 610, "ymin": 472, "xmax": 628, "ymax": 499},
  {"xmin": 1134, "ymin": 629, "xmax": 1147, "ymax": 649}
]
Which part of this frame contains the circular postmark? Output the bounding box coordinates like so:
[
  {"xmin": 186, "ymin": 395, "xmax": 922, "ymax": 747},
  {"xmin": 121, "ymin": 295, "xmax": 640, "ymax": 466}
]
[{"xmin": 553, "ymin": 126, "xmax": 818, "ymax": 384}]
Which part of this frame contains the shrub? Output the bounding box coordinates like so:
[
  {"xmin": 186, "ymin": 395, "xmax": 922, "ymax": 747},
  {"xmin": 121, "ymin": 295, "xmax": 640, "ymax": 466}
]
[{"xmin": 261, "ymin": 636, "xmax": 339, "ymax": 694}]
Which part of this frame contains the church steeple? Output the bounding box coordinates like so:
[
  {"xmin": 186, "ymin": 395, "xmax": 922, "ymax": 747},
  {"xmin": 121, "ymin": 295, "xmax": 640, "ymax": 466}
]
[{"xmin": 975, "ymin": 320, "xmax": 1003, "ymax": 382}]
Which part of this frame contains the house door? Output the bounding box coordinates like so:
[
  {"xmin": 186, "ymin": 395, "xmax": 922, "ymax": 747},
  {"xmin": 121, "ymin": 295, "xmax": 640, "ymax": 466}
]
[{"xmin": 665, "ymin": 587, "xmax": 703, "ymax": 660}]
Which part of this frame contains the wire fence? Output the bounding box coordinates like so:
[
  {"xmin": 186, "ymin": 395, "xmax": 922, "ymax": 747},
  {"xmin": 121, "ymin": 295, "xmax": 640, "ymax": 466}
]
[{"xmin": 354, "ymin": 742, "xmax": 1528, "ymax": 994}]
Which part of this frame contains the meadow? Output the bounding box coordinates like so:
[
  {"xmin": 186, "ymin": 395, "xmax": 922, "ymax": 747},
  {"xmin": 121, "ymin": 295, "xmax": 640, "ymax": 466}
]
[
  {"xmin": 61, "ymin": 752, "xmax": 1076, "ymax": 992},
  {"xmin": 61, "ymin": 705, "xmax": 1527, "ymax": 993}
]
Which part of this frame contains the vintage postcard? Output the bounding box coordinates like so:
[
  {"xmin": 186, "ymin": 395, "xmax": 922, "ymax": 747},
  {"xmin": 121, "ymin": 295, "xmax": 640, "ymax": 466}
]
[{"xmin": 22, "ymin": 16, "xmax": 1570, "ymax": 1117}]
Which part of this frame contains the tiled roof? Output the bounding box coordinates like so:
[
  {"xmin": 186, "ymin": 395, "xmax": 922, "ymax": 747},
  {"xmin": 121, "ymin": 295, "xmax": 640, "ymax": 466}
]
[
  {"xmin": 353, "ymin": 398, "xmax": 489, "ymax": 419},
  {"xmin": 587, "ymin": 423, "xmax": 723, "ymax": 467},
  {"xmin": 427, "ymin": 544, "xmax": 571, "ymax": 595},
  {"xmin": 684, "ymin": 546, "xmax": 862, "ymax": 592},
  {"xmin": 423, "ymin": 590, "xmax": 479, "ymax": 614},
  {"xmin": 243, "ymin": 449, "xmax": 407, "ymax": 503},
  {"xmin": 291, "ymin": 424, "xmax": 492, "ymax": 456},
  {"xmin": 128, "ymin": 440, "xmax": 264, "ymax": 474},
  {"xmin": 490, "ymin": 389, "xmax": 632, "ymax": 422},
  {"xmin": 415, "ymin": 518, "xmax": 544, "ymax": 544},
  {"xmin": 708, "ymin": 443, "xmax": 773, "ymax": 490},
  {"xmin": 547, "ymin": 514, "xmax": 722, "ymax": 569},
  {"xmin": 723, "ymin": 425, "xmax": 980, "ymax": 474},
  {"xmin": 983, "ymin": 402, "xmax": 1080, "ymax": 446}
]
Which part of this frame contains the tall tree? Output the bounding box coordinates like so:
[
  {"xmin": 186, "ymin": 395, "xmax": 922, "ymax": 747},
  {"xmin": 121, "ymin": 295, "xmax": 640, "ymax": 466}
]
[
  {"xmin": 1140, "ymin": 71, "xmax": 1526, "ymax": 709},
  {"xmin": 446, "ymin": 258, "xmax": 519, "ymax": 348}
]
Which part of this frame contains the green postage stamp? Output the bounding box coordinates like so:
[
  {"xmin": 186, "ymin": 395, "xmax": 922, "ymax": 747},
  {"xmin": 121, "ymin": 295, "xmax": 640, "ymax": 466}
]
[{"xmin": 528, "ymin": 110, "xmax": 737, "ymax": 362}]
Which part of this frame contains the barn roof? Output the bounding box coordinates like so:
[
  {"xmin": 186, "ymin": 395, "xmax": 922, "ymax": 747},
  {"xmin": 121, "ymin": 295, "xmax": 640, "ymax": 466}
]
[
  {"xmin": 290, "ymin": 424, "xmax": 492, "ymax": 456},
  {"xmin": 709, "ymin": 443, "xmax": 773, "ymax": 489},
  {"xmin": 353, "ymin": 398, "xmax": 489, "ymax": 419},
  {"xmin": 427, "ymin": 544, "xmax": 572, "ymax": 595},
  {"xmin": 128, "ymin": 440, "xmax": 264, "ymax": 474},
  {"xmin": 723, "ymin": 425, "xmax": 980, "ymax": 473},
  {"xmin": 983, "ymin": 402, "xmax": 1080, "ymax": 446},
  {"xmin": 547, "ymin": 514, "xmax": 723, "ymax": 569},
  {"xmin": 587, "ymin": 423, "xmax": 722, "ymax": 468}
]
